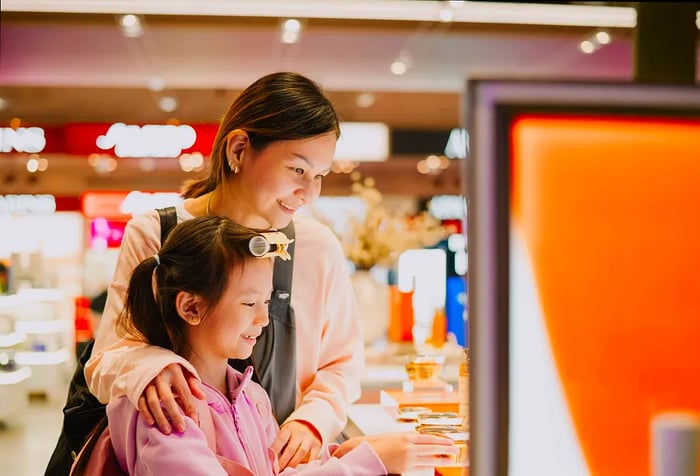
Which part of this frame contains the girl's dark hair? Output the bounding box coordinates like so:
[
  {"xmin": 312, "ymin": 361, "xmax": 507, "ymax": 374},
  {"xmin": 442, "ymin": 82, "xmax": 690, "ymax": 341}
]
[
  {"xmin": 116, "ymin": 216, "xmax": 263, "ymax": 356},
  {"xmin": 73, "ymin": 217, "xmax": 266, "ymax": 476},
  {"xmin": 182, "ymin": 71, "xmax": 340, "ymax": 198}
]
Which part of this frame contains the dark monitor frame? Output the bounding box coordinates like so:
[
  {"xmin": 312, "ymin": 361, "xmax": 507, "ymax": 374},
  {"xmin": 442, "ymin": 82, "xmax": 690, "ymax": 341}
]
[{"xmin": 464, "ymin": 79, "xmax": 700, "ymax": 476}]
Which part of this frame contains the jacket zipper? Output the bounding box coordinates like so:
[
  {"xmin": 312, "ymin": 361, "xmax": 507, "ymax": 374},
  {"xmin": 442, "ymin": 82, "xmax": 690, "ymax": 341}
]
[{"xmin": 231, "ymin": 402, "xmax": 260, "ymax": 475}]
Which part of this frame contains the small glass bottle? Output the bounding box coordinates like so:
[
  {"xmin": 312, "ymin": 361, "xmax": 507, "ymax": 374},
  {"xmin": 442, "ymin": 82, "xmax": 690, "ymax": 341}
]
[{"xmin": 458, "ymin": 347, "xmax": 470, "ymax": 429}]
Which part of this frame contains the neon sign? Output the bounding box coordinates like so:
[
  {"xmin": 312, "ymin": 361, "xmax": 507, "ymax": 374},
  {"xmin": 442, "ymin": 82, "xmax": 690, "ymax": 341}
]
[
  {"xmin": 0, "ymin": 194, "xmax": 56, "ymax": 215},
  {"xmin": 96, "ymin": 123, "xmax": 196, "ymax": 158},
  {"xmin": 0, "ymin": 127, "xmax": 46, "ymax": 153}
]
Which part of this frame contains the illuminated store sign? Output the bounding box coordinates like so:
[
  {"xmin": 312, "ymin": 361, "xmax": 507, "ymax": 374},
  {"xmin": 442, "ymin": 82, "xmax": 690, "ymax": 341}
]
[
  {"xmin": 81, "ymin": 190, "xmax": 181, "ymax": 219},
  {"xmin": 119, "ymin": 191, "xmax": 181, "ymax": 215},
  {"xmin": 0, "ymin": 194, "xmax": 56, "ymax": 215},
  {"xmin": 96, "ymin": 123, "xmax": 197, "ymax": 158},
  {"xmin": 444, "ymin": 128, "xmax": 468, "ymax": 159},
  {"xmin": 428, "ymin": 194, "xmax": 466, "ymax": 220},
  {"xmin": 0, "ymin": 127, "xmax": 46, "ymax": 153}
]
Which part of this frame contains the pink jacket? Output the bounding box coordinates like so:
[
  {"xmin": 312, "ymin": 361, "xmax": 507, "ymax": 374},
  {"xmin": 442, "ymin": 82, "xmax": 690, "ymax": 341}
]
[
  {"xmin": 86, "ymin": 203, "xmax": 365, "ymax": 444},
  {"xmin": 107, "ymin": 366, "xmax": 386, "ymax": 475}
]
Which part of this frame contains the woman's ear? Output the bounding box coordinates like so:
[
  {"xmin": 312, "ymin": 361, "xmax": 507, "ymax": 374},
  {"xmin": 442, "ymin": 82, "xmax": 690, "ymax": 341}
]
[
  {"xmin": 225, "ymin": 129, "xmax": 249, "ymax": 172},
  {"xmin": 175, "ymin": 291, "xmax": 204, "ymax": 325}
]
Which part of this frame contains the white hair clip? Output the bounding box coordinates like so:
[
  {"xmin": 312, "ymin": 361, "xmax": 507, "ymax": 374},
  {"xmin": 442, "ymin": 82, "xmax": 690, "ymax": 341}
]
[{"xmin": 248, "ymin": 232, "xmax": 294, "ymax": 261}]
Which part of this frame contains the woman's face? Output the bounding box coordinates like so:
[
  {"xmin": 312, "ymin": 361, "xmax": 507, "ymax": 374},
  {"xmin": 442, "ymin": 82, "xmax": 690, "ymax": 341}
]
[{"xmin": 235, "ymin": 132, "xmax": 336, "ymax": 230}]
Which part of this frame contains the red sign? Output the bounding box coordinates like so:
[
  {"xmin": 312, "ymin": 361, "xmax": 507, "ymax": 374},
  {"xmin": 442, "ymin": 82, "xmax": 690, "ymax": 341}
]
[{"xmin": 0, "ymin": 123, "xmax": 219, "ymax": 157}]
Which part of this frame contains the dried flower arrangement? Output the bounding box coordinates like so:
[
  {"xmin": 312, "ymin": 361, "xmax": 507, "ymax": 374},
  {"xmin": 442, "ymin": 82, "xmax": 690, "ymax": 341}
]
[{"xmin": 319, "ymin": 173, "xmax": 453, "ymax": 270}]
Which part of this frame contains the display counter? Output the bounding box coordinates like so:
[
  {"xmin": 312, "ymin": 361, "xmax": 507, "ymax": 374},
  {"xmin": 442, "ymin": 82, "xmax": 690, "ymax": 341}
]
[
  {"xmin": 345, "ymin": 403, "xmax": 468, "ymax": 476},
  {"xmin": 350, "ymin": 343, "xmax": 467, "ymax": 476}
]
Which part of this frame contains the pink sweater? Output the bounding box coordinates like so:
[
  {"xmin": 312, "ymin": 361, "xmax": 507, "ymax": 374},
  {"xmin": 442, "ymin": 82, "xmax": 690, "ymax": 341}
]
[
  {"xmin": 86, "ymin": 202, "xmax": 365, "ymax": 444},
  {"xmin": 108, "ymin": 366, "xmax": 386, "ymax": 475}
]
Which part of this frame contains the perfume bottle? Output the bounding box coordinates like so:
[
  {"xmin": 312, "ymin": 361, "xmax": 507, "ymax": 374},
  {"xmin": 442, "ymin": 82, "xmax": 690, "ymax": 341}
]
[{"xmin": 458, "ymin": 347, "xmax": 470, "ymax": 429}]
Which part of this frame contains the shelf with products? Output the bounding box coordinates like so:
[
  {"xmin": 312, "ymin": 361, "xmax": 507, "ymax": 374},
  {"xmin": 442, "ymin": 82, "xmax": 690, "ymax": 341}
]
[
  {"xmin": 10, "ymin": 288, "xmax": 75, "ymax": 398},
  {"xmin": 0, "ymin": 295, "xmax": 32, "ymax": 423}
]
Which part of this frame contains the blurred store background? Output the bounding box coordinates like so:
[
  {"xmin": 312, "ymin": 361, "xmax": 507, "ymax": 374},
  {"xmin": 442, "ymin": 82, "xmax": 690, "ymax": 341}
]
[{"xmin": 0, "ymin": 1, "xmax": 698, "ymax": 475}]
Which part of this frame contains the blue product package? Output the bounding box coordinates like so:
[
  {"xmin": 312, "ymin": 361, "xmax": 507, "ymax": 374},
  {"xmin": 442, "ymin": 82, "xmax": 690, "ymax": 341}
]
[{"xmin": 445, "ymin": 276, "xmax": 467, "ymax": 346}]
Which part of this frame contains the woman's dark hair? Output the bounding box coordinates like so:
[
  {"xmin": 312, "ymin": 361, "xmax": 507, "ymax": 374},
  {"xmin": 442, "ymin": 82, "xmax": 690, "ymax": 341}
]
[
  {"xmin": 182, "ymin": 71, "xmax": 340, "ymax": 198},
  {"xmin": 116, "ymin": 216, "xmax": 264, "ymax": 356}
]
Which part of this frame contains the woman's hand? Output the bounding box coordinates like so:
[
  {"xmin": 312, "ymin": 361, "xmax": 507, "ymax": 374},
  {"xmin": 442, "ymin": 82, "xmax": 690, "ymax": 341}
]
[
  {"xmin": 335, "ymin": 432, "xmax": 458, "ymax": 475},
  {"xmin": 272, "ymin": 420, "xmax": 322, "ymax": 469},
  {"xmin": 137, "ymin": 363, "xmax": 206, "ymax": 434}
]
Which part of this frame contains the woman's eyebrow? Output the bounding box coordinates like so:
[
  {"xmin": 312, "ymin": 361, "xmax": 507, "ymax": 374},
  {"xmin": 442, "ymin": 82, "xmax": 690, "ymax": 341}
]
[{"xmin": 291, "ymin": 153, "xmax": 331, "ymax": 174}]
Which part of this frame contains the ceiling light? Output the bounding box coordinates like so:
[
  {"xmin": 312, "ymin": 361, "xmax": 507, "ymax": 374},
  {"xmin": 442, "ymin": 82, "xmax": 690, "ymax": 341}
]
[
  {"xmin": 281, "ymin": 30, "xmax": 300, "ymax": 44},
  {"xmin": 355, "ymin": 92, "xmax": 376, "ymax": 108},
  {"xmin": 579, "ymin": 40, "xmax": 595, "ymax": 54},
  {"xmin": 391, "ymin": 61, "xmax": 407, "ymax": 75},
  {"xmin": 120, "ymin": 14, "xmax": 137, "ymax": 27},
  {"xmin": 148, "ymin": 75, "xmax": 166, "ymax": 92},
  {"xmin": 6, "ymin": 1, "xmax": 639, "ymax": 29},
  {"xmin": 119, "ymin": 14, "xmax": 143, "ymax": 38},
  {"xmin": 438, "ymin": 6, "xmax": 454, "ymax": 23},
  {"xmin": 280, "ymin": 18, "xmax": 302, "ymax": 44},
  {"xmin": 158, "ymin": 96, "xmax": 177, "ymax": 112},
  {"xmin": 595, "ymin": 31, "xmax": 611, "ymax": 45},
  {"xmin": 283, "ymin": 18, "xmax": 301, "ymax": 32}
]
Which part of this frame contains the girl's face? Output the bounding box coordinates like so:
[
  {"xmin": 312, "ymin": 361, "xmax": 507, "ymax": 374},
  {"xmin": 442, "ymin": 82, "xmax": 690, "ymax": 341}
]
[
  {"xmin": 234, "ymin": 132, "xmax": 336, "ymax": 230},
  {"xmin": 188, "ymin": 259, "xmax": 273, "ymax": 363}
]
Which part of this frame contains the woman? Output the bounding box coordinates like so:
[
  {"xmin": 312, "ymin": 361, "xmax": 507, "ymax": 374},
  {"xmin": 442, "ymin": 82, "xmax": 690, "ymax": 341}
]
[{"xmin": 86, "ymin": 72, "xmax": 363, "ymax": 469}]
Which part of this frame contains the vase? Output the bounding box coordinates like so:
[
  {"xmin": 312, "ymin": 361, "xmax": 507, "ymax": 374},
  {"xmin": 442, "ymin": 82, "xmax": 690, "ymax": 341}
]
[{"xmin": 350, "ymin": 269, "xmax": 390, "ymax": 346}]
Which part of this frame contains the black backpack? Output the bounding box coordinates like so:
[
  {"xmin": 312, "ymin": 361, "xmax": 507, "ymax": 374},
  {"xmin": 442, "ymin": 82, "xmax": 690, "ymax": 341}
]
[{"xmin": 45, "ymin": 207, "xmax": 297, "ymax": 475}]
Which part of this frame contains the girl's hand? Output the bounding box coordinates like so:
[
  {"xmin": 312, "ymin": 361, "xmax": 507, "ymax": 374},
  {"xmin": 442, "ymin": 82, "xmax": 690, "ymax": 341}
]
[
  {"xmin": 137, "ymin": 363, "xmax": 206, "ymax": 434},
  {"xmin": 335, "ymin": 432, "xmax": 458, "ymax": 474},
  {"xmin": 272, "ymin": 420, "xmax": 322, "ymax": 469}
]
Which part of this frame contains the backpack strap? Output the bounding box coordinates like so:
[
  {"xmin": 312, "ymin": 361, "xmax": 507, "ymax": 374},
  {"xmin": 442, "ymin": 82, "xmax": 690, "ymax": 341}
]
[
  {"xmin": 229, "ymin": 220, "xmax": 296, "ymax": 423},
  {"xmin": 272, "ymin": 220, "xmax": 295, "ymax": 319},
  {"xmin": 157, "ymin": 206, "xmax": 178, "ymax": 244}
]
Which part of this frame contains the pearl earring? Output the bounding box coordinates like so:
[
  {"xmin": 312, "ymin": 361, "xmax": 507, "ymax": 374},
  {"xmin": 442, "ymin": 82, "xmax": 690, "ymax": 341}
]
[{"xmin": 190, "ymin": 316, "xmax": 200, "ymax": 325}]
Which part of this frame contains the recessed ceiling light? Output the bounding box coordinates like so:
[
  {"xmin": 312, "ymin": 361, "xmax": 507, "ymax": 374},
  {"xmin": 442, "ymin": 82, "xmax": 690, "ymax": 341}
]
[
  {"xmin": 148, "ymin": 75, "xmax": 166, "ymax": 92},
  {"xmin": 119, "ymin": 14, "xmax": 143, "ymax": 38},
  {"xmin": 595, "ymin": 31, "xmax": 611, "ymax": 45},
  {"xmin": 283, "ymin": 18, "xmax": 301, "ymax": 32},
  {"xmin": 391, "ymin": 61, "xmax": 407, "ymax": 75},
  {"xmin": 158, "ymin": 96, "xmax": 177, "ymax": 112},
  {"xmin": 356, "ymin": 92, "xmax": 376, "ymax": 108},
  {"xmin": 439, "ymin": 6, "xmax": 454, "ymax": 23},
  {"xmin": 579, "ymin": 40, "xmax": 595, "ymax": 54},
  {"xmin": 280, "ymin": 18, "xmax": 302, "ymax": 44},
  {"xmin": 281, "ymin": 30, "xmax": 299, "ymax": 44}
]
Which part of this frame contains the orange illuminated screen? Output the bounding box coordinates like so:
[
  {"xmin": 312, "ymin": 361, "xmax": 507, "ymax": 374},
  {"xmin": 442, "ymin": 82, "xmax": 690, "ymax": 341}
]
[{"xmin": 510, "ymin": 115, "xmax": 700, "ymax": 476}]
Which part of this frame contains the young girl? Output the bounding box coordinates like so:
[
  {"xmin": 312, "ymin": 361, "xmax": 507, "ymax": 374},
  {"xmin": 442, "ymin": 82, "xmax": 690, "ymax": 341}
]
[{"xmin": 80, "ymin": 216, "xmax": 455, "ymax": 475}]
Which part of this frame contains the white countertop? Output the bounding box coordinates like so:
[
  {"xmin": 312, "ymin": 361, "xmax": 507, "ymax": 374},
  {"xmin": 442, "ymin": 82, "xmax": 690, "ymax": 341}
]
[{"xmin": 344, "ymin": 403, "xmax": 432, "ymax": 476}]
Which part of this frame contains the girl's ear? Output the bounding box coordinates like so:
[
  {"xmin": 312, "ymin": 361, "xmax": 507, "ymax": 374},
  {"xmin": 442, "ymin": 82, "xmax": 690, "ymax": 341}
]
[
  {"xmin": 225, "ymin": 129, "xmax": 249, "ymax": 170},
  {"xmin": 175, "ymin": 291, "xmax": 204, "ymax": 325}
]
